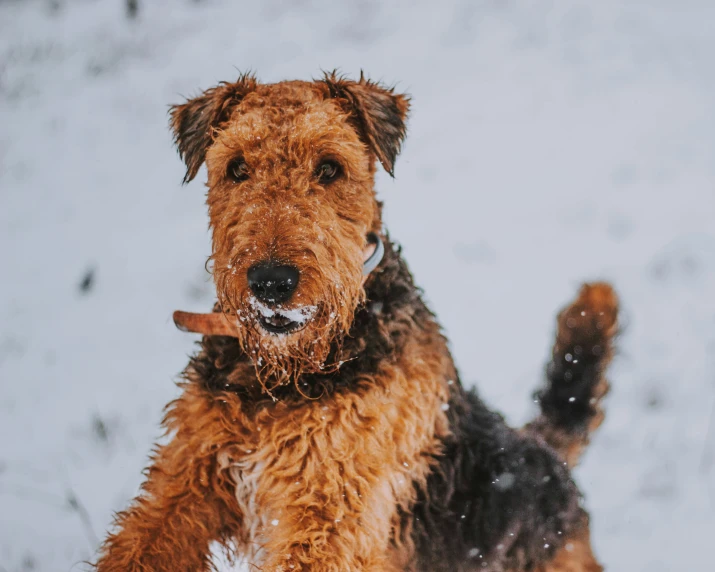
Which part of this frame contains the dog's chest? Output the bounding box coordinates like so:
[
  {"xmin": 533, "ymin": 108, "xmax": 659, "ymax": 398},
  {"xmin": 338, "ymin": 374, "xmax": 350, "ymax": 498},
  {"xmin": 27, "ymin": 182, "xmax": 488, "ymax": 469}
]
[
  {"xmin": 217, "ymin": 444, "xmax": 272, "ymax": 560},
  {"xmin": 218, "ymin": 434, "xmax": 421, "ymax": 566},
  {"xmin": 213, "ymin": 338, "xmax": 453, "ymax": 565}
]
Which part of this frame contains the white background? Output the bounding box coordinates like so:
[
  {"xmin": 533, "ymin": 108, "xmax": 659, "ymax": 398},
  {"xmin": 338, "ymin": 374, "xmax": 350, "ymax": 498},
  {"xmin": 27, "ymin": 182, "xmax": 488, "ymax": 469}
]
[{"xmin": 1, "ymin": 0, "xmax": 714, "ymax": 570}]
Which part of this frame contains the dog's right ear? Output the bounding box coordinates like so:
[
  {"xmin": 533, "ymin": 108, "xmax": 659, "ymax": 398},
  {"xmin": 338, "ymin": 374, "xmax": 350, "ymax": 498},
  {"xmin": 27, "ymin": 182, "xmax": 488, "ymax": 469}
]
[{"xmin": 169, "ymin": 73, "xmax": 257, "ymax": 183}]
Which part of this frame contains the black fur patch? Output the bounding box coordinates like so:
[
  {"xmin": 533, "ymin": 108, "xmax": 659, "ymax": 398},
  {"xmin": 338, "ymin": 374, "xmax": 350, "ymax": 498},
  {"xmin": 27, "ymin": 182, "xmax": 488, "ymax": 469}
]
[
  {"xmin": 407, "ymin": 388, "xmax": 584, "ymax": 571},
  {"xmin": 536, "ymin": 331, "xmax": 610, "ymax": 433}
]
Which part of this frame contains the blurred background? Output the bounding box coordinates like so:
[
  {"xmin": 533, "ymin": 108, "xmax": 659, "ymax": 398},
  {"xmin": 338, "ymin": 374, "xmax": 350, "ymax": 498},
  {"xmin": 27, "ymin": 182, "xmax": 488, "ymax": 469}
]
[{"xmin": 1, "ymin": 0, "xmax": 714, "ymax": 570}]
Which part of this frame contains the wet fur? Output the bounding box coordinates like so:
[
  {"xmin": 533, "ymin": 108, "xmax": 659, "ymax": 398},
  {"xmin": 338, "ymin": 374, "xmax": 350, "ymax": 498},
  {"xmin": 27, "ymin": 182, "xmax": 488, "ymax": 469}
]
[{"xmin": 95, "ymin": 73, "xmax": 617, "ymax": 571}]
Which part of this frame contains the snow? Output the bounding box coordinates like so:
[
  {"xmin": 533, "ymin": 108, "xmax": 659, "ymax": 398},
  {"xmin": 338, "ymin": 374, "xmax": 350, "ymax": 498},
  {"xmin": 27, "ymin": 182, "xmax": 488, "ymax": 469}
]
[
  {"xmin": 1, "ymin": 0, "xmax": 714, "ymax": 570},
  {"xmin": 248, "ymin": 296, "xmax": 317, "ymax": 324}
]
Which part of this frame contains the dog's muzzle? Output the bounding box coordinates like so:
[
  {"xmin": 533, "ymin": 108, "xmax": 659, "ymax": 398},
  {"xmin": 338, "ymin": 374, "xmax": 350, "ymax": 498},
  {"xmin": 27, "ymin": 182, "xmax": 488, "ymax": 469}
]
[{"xmin": 173, "ymin": 233, "xmax": 385, "ymax": 338}]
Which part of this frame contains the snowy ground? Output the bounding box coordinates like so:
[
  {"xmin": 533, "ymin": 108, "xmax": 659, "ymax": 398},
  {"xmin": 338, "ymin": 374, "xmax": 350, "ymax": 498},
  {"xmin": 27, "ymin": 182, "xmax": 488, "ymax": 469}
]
[{"xmin": 1, "ymin": 0, "xmax": 714, "ymax": 570}]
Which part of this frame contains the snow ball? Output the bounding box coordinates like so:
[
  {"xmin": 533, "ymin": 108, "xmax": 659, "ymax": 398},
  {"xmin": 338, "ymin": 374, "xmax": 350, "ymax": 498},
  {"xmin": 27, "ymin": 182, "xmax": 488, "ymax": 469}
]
[{"xmin": 493, "ymin": 472, "xmax": 516, "ymax": 491}]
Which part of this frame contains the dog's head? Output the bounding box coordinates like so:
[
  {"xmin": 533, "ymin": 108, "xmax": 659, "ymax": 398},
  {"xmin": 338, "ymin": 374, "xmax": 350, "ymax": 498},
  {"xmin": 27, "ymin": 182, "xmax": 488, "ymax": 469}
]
[{"xmin": 170, "ymin": 72, "xmax": 409, "ymax": 388}]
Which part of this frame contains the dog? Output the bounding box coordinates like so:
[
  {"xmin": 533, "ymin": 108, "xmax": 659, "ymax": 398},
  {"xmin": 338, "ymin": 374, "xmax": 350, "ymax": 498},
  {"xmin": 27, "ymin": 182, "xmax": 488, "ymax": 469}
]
[{"xmin": 95, "ymin": 72, "xmax": 618, "ymax": 571}]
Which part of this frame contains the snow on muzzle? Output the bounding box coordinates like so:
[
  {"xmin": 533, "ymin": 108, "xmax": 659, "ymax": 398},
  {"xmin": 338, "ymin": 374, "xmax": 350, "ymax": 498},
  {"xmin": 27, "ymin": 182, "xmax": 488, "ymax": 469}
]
[{"xmin": 247, "ymin": 296, "xmax": 317, "ymax": 335}]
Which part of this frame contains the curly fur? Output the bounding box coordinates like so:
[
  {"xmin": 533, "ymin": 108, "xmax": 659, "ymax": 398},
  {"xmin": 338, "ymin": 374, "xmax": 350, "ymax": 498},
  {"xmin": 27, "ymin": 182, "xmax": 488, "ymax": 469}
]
[{"xmin": 95, "ymin": 74, "xmax": 618, "ymax": 572}]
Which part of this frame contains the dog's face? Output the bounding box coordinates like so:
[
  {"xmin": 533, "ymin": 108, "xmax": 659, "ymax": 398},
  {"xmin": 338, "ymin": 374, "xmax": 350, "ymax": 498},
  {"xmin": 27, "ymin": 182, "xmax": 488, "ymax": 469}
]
[{"xmin": 170, "ymin": 74, "xmax": 409, "ymax": 387}]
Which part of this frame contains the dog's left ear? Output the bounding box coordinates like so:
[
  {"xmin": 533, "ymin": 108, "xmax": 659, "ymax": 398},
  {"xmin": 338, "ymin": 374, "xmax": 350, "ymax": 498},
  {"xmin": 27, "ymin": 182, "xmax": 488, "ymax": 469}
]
[
  {"xmin": 169, "ymin": 73, "xmax": 257, "ymax": 183},
  {"xmin": 322, "ymin": 72, "xmax": 410, "ymax": 176}
]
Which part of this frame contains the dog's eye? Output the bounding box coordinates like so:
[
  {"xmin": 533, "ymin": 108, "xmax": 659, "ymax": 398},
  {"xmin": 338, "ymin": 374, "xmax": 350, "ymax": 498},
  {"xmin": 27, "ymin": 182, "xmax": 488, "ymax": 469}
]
[
  {"xmin": 315, "ymin": 160, "xmax": 342, "ymax": 184},
  {"xmin": 227, "ymin": 158, "xmax": 249, "ymax": 183}
]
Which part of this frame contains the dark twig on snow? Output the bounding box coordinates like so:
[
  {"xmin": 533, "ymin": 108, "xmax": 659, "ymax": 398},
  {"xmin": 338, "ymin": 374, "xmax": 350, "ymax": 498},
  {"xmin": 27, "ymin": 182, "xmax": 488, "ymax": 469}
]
[
  {"xmin": 126, "ymin": 0, "xmax": 139, "ymax": 20},
  {"xmin": 66, "ymin": 487, "xmax": 99, "ymax": 549},
  {"xmin": 78, "ymin": 267, "xmax": 95, "ymax": 294},
  {"xmin": 701, "ymin": 399, "xmax": 715, "ymax": 508},
  {"xmin": 701, "ymin": 400, "xmax": 715, "ymax": 470}
]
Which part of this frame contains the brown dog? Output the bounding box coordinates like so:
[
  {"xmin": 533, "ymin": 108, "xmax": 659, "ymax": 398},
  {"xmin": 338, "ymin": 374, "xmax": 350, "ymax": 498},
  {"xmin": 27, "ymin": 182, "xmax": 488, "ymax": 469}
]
[{"xmin": 95, "ymin": 72, "xmax": 618, "ymax": 571}]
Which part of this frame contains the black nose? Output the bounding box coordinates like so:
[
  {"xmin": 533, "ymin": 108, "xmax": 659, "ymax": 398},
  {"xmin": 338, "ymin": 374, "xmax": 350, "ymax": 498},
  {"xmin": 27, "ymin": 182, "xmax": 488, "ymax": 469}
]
[{"xmin": 247, "ymin": 261, "xmax": 299, "ymax": 304}]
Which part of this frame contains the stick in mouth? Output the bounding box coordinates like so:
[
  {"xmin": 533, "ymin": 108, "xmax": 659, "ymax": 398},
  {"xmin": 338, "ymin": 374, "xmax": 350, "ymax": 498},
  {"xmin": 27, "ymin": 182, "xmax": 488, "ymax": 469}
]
[
  {"xmin": 173, "ymin": 310, "xmax": 239, "ymax": 338},
  {"xmin": 173, "ymin": 233, "xmax": 385, "ymax": 338}
]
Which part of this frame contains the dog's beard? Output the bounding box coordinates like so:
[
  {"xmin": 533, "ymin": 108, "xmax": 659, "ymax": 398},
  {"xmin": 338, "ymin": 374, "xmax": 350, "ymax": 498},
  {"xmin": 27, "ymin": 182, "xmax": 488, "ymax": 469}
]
[{"xmin": 214, "ymin": 258, "xmax": 365, "ymax": 396}]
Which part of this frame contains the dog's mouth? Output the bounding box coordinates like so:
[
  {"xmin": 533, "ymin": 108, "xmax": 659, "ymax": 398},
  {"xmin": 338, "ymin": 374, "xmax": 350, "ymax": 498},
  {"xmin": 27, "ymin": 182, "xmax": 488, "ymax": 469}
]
[
  {"xmin": 258, "ymin": 313, "xmax": 302, "ymax": 334},
  {"xmin": 172, "ymin": 234, "xmax": 385, "ymax": 339},
  {"xmin": 249, "ymin": 297, "xmax": 316, "ymax": 336}
]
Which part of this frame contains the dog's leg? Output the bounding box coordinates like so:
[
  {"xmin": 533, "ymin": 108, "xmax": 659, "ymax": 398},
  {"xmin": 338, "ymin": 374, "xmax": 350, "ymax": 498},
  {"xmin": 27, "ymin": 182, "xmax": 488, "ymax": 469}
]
[
  {"xmin": 526, "ymin": 282, "xmax": 619, "ymax": 468},
  {"xmin": 95, "ymin": 391, "xmax": 244, "ymax": 571}
]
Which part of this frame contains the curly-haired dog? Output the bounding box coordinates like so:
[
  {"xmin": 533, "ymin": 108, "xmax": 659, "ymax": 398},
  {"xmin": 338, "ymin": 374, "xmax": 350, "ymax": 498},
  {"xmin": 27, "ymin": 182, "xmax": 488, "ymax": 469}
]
[{"xmin": 96, "ymin": 73, "xmax": 619, "ymax": 571}]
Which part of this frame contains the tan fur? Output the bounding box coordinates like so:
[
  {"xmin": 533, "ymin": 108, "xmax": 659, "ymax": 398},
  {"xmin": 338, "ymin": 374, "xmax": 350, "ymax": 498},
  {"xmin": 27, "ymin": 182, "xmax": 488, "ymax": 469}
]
[
  {"xmin": 96, "ymin": 75, "xmax": 613, "ymax": 572},
  {"xmin": 205, "ymin": 81, "xmax": 383, "ymax": 390},
  {"xmin": 98, "ymin": 315, "xmax": 454, "ymax": 571}
]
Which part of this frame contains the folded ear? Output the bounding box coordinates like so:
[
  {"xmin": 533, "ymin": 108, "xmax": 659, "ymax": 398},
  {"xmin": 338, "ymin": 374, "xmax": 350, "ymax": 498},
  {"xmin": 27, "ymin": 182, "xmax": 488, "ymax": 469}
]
[
  {"xmin": 169, "ymin": 73, "xmax": 257, "ymax": 183},
  {"xmin": 322, "ymin": 72, "xmax": 410, "ymax": 176}
]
